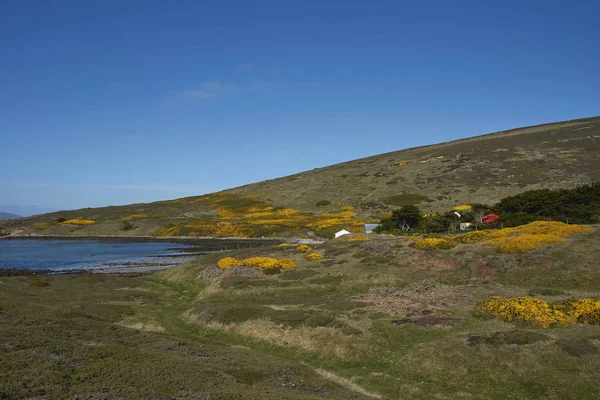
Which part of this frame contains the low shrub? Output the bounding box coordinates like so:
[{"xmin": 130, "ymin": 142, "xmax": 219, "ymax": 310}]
[
  {"xmin": 123, "ymin": 213, "xmax": 148, "ymax": 221},
  {"xmin": 33, "ymin": 224, "xmax": 49, "ymax": 230},
  {"xmin": 347, "ymin": 236, "xmax": 368, "ymax": 242},
  {"xmin": 121, "ymin": 220, "xmax": 135, "ymax": 231},
  {"xmin": 217, "ymin": 256, "xmax": 296, "ymax": 270},
  {"xmin": 340, "ymin": 205, "xmax": 354, "ymax": 211},
  {"xmin": 61, "ymin": 219, "xmax": 95, "ymax": 225},
  {"xmin": 315, "ymin": 200, "xmax": 331, "ymax": 207},
  {"xmin": 454, "ymin": 205, "xmax": 473, "ymax": 211},
  {"xmin": 557, "ymin": 298, "xmax": 600, "ymax": 325},
  {"xmin": 56, "ymin": 217, "xmax": 67, "ymax": 223},
  {"xmin": 484, "ymin": 234, "xmax": 564, "ymax": 253},
  {"xmin": 306, "ymin": 253, "xmax": 324, "ymax": 261},
  {"xmin": 296, "ymin": 244, "xmax": 312, "ymax": 253},
  {"xmin": 217, "ymin": 257, "xmax": 240, "ymax": 269},
  {"xmin": 414, "ymin": 237, "xmax": 458, "ymax": 250},
  {"xmin": 29, "ymin": 280, "xmax": 49, "ymax": 287},
  {"xmin": 474, "ymin": 296, "xmax": 574, "ymax": 328}
]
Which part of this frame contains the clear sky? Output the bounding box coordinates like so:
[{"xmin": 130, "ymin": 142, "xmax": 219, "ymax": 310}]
[{"xmin": 2, "ymin": 0, "xmax": 599, "ymax": 214}]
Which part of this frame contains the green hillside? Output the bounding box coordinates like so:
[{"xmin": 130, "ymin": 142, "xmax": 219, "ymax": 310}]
[{"xmin": 3, "ymin": 116, "xmax": 599, "ymax": 238}]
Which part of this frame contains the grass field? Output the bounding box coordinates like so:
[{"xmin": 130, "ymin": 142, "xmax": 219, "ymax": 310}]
[{"xmin": 2, "ymin": 228, "xmax": 599, "ymax": 399}]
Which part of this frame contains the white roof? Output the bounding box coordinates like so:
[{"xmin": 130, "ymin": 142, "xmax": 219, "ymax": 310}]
[{"xmin": 334, "ymin": 229, "xmax": 352, "ymax": 238}]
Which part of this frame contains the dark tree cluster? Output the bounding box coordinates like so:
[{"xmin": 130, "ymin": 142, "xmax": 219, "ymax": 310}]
[{"xmin": 375, "ymin": 183, "xmax": 600, "ymax": 234}]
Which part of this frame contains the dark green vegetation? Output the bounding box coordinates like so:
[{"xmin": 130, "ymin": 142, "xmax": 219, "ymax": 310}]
[
  {"xmin": 376, "ymin": 183, "xmax": 600, "ymax": 233},
  {"xmin": 3, "ymin": 116, "xmax": 600, "ymax": 237},
  {"xmin": 3, "ymin": 229, "xmax": 598, "ymax": 398},
  {"xmin": 495, "ymin": 182, "xmax": 600, "ymax": 225}
]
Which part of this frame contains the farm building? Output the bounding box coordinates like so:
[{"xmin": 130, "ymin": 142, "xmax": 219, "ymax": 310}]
[
  {"xmin": 334, "ymin": 229, "xmax": 351, "ymax": 238},
  {"xmin": 364, "ymin": 224, "xmax": 380, "ymax": 234}
]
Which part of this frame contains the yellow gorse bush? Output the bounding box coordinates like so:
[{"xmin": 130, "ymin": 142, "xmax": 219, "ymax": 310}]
[
  {"xmin": 346, "ymin": 236, "xmax": 368, "ymax": 242},
  {"xmin": 305, "ymin": 253, "xmax": 324, "ymax": 261},
  {"xmin": 475, "ymin": 296, "xmax": 600, "ymax": 328},
  {"xmin": 456, "ymin": 230, "xmax": 501, "ymax": 243},
  {"xmin": 484, "ymin": 234, "xmax": 565, "ymax": 253},
  {"xmin": 501, "ymin": 221, "xmax": 592, "ymax": 237},
  {"xmin": 453, "ymin": 205, "xmax": 473, "ymax": 211},
  {"xmin": 241, "ymin": 257, "xmax": 296, "ymax": 269},
  {"xmin": 340, "ymin": 205, "xmax": 354, "ymax": 211},
  {"xmin": 296, "ymin": 244, "xmax": 312, "ymax": 253},
  {"xmin": 217, "ymin": 256, "xmax": 296, "ymax": 270},
  {"xmin": 217, "ymin": 257, "xmax": 239, "ymax": 269},
  {"xmin": 155, "ymin": 193, "xmax": 364, "ymax": 238},
  {"xmin": 414, "ymin": 237, "xmax": 459, "ymax": 250},
  {"xmin": 33, "ymin": 224, "xmax": 49, "ymax": 230},
  {"xmin": 123, "ymin": 213, "xmax": 148, "ymax": 221},
  {"xmin": 557, "ymin": 298, "xmax": 600, "ymax": 325},
  {"xmin": 61, "ymin": 219, "xmax": 95, "ymax": 225},
  {"xmin": 277, "ymin": 243, "xmax": 297, "ymax": 248},
  {"xmin": 474, "ymin": 296, "xmax": 574, "ymax": 328},
  {"xmin": 415, "ymin": 221, "xmax": 592, "ymax": 252},
  {"xmin": 393, "ymin": 161, "xmax": 408, "ymax": 166}
]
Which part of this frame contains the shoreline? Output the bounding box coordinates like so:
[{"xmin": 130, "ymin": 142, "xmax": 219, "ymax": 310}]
[{"xmin": 0, "ymin": 234, "xmax": 324, "ymax": 245}]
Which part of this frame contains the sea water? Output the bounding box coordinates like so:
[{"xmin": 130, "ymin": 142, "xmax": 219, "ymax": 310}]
[{"xmin": 0, "ymin": 239, "xmax": 194, "ymax": 273}]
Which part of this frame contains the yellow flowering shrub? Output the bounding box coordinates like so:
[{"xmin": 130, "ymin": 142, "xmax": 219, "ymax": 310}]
[
  {"xmin": 61, "ymin": 219, "xmax": 96, "ymax": 225},
  {"xmin": 277, "ymin": 243, "xmax": 297, "ymax": 248},
  {"xmin": 217, "ymin": 257, "xmax": 239, "ymax": 269},
  {"xmin": 567, "ymin": 157, "xmax": 577, "ymax": 162},
  {"xmin": 277, "ymin": 258, "xmax": 297, "ymax": 269},
  {"xmin": 416, "ymin": 221, "xmax": 593, "ymax": 253},
  {"xmin": 123, "ymin": 213, "xmax": 148, "ymax": 221},
  {"xmin": 33, "ymin": 224, "xmax": 49, "ymax": 230},
  {"xmin": 340, "ymin": 205, "xmax": 354, "ymax": 211},
  {"xmin": 155, "ymin": 193, "xmax": 365, "ymax": 238},
  {"xmin": 456, "ymin": 230, "xmax": 501, "ymax": 243},
  {"xmin": 414, "ymin": 237, "xmax": 459, "ymax": 250},
  {"xmin": 393, "ymin": 161, "xmax": 408, "ymax": 166},
  {"xmin": 484, "ymin": 234, "xmax": 565, "ymax": 253},
  {"xmin": 557, "ymin": 298, "xmax": 600, "ymax": 325},
  {"xmin": 476, "ymin": 296, "xmax": 600, "ymax": 328},
  {"xmin": 296, "ymin": 244, "xmax": 312, "ymax": 253},
  {"xmin": 474, "ymin": 296, "xmax": 574, "ymax": 328},
  {"xmin": 453, "ymin": 205, "xmax": 472, "ymax": 211},
  {"xmin": 306, "ymin": 253, "xmax": 324, "ymax": 261},
  {"xmin": 331, "ymin": 201, "xmax": 342, "ymax": 206},
  {"xmin": 501, "ymin": 221, "xmax": 592, "ymax": 237},
  {"xmin": 347, "ymin": 236, "xmax": 368, "ymax": 242},
  {"xmin": 241, "ymin": 257, "xmax": 296, "ymax": 269}
]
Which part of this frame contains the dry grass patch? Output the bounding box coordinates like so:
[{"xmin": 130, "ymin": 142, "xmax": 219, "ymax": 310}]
[
  {"xmin": 355, "ymin": 279, "xmax": 471, "ymax": 316},
  {"xmin": 117, "ymin": 318, "xmax": 166, "ymax": 333},
  {"xmin": 188, "ymin": 315, "xmax": 358, "ymax": 358}
]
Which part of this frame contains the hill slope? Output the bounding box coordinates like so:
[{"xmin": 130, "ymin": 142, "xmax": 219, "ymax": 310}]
[
  {"xmin": 0, "ymin": 212, "xmax": 21, "ymax": 221},
  {"xmin": 3, "ymin": 116, "xmax": 599, "ymax": 238}
]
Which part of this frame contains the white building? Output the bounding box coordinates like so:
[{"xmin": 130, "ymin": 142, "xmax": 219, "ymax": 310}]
[{"xmin": 334, "ymin": 229, "xmax": 352, "ymax": 238}]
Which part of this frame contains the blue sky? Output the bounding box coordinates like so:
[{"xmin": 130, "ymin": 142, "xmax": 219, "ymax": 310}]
[{"xmin": 2, "ymin": 1, "xmax": 599, "ymax": 214}]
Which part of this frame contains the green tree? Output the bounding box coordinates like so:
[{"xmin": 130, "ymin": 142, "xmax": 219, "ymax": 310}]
[{"xmin": 392, "ymin": 205, "xmax": 422, "ymax": 231}]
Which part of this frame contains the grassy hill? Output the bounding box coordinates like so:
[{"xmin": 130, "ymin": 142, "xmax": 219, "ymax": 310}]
[{"xmin": 3, "ymin": 116, "xmax": 599, "ymax": 238}]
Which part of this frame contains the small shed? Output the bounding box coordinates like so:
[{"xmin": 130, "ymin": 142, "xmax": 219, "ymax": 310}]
[
  {"xmin": 364, "ymin": 224, "xmax": 380, "ymax": 235},
  {"xmin": 334, "ymin": 229, "xmax": 351, "ymax": 239}
]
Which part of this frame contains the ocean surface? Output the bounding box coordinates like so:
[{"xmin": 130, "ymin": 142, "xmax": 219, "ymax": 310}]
[{"xmin": 0, "ymin": 239, "xmax": 195, "ymax": 273}]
